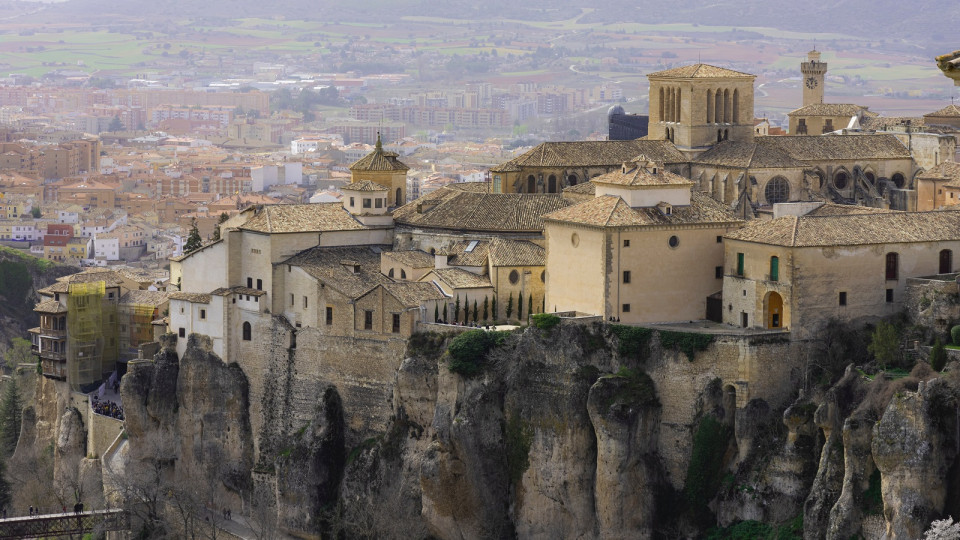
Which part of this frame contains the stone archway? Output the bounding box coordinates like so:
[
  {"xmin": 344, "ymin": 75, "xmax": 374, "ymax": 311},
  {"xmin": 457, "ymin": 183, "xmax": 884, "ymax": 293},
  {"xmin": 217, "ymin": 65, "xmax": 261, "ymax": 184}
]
[{"xmin": 764, "ymin": 291, "xmax": 784, "ymax": 329}]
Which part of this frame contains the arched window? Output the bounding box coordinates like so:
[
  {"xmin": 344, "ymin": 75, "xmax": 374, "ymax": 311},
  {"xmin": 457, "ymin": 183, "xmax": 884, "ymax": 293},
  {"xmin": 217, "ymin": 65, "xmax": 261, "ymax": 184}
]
[
  {"xmin": 548, "ymin": 175, "xmax": 557, "ymax": 193},
  {"xmin": 770, "ymin": 256, "xmax": 779, "ymax": 281},
  {"xmin": 717, "ymin": 130, "xmax": 722, "ymax": 143},
  {"xmin": 659, "ymin": 87, "xmax": 664, "ymax": 121},
  {"xmin": 388, "ymin": 268, "xmax": 394, "ymax": 278},
  {"xmin": 941, "ymin": 249, "xmax": 953, "ymax": 274},
  {"xmin": 706, "ymin": 89, "xmax": 713, "ymax": 123},
  {"xmin": 242, "ymin": 321, "xmax": 251, "ymax": 341},
  {"xmin": 401, "ymin": 269, "xmax": 407, "ymax": 279},
  {"xmin": 396, "ymin": 188, "xmax": 402, "ymax": 205},
  {"xmin": 675, "ymin": 88, "xmax": 681, "ymax": 123},
  {"xmin": 892, "ymin": 173, "xmax": 905, "ymax": 189},
  {"xmin": 865, "ymin": 171, "xmax": 876, "ymax": 184},
  {"xmin": 764, "ymin": 176, "xmax": 790, "ymax": 204},
  {"xmin": 527, "ymin": 175, "xmax": 536, "ymax": 193},
  {"xmin": 834, "ymin": 171, "xmax": 849, "ymax": 189},
  {"xmin": 723, "ymin": 89, "xmax": 731, "ymax": 123},
  {"xmin": 715, "ymin": 89, "xmax": 722, "ymax": 123},
  {"xmin": 724, "ymin": 129, "xmax": 729, "ymax": 141},
  {"xmin": 567, "ymin": 174, "xmax": 578, "ymax": 186},
  {"xmin": 732, "ymin": 89, "xmax": 740, "ymax": 123},
  {"xmin": 886, "ymin": 252, "xmax": 899, "ymax": 281}
]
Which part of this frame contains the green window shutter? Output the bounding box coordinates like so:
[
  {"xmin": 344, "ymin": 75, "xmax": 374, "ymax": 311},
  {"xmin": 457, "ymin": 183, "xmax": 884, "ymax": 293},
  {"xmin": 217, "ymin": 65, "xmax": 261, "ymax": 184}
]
[
  {"xmin": 737, "ymin": 253, "xmax": 744, "ymax": 276},
  {"xmin": 770, "ymin": 256, "xmax": 779, "ymax": 281}
]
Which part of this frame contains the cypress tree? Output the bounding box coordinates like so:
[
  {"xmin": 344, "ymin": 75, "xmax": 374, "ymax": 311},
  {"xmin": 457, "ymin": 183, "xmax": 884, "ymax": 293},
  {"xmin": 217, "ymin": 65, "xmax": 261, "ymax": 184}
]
[
  {"xmin": 434, "ymin": 303, "xmax": 439, "ymax": 322},
  {"xmin": 518, "ymin": 291, "xmax": 524, "ymax": 321},
  {"xmin": 443, "ymin": 304, "xmax": 448, "ymax": 322},
  {"xmin": 492, "ymin": 296, "xmax": 498, "ymax": 321},
  {"xmin": 0, "ymin": 375, "xmax": 21, "ymax": 456},
  {"xmin": 528, "ymin": 294, "xmax": 533, "ymax": 316},
  {"xmin": 472, "ymin": 300, "xmax": 479, "ymax": 322},
  {"xmin": 506, "ymin": 293, "xmax": 514, "ymax": 320},
  {"xmin": 454, "ymin": 295, "xmax": 461, "ymax": 323}
]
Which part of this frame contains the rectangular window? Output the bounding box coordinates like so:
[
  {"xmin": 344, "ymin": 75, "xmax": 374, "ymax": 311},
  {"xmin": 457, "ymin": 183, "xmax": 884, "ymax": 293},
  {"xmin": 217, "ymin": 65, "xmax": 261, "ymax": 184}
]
[
  {"xmin": 392, "ymin": 313, "xmax": 401, "ymax": 333},
  {"xmin": 362, "ymin": 198, "xmax": 372, "ymax": 208},
  {"xmin": 256, "ymin": 279, "xmax": 262, "ymax": 290},
  {"xmin": 247, "ymin": 277, "xmax": 253, "ymax": 288},
  {"xmin": 178, "ymin": 327, "xmax": 185, "ymax": 338},
  {"xmin": 623, "ymin": 239, "xmax": 630, "ymax": 247},
  {"xmin": 290, "ymin": 294, "xmax": 294, "ymax": 306},
  {"xmin": 349, "ymin": 197, "xmax": 355, "ymax": 207},
  {"xmin": 716, "ymin": 236, "xmax": 723, "ymax": 243},
  {"xmin": 364, "ymin": 310, "xmax": 373, "ymax": 330},
  {"xmin": 375, "ymin": 198, "xmax": 383, "ymax": 208},
  {"xmin": 326, "ymin": 306, "xmax": 333, "ymax": 325},
  {"xmin": 839, "ymin": 292, "xmax": 847, "ymax": 306},
  {"xmin": 886, "ymin": 289, "xmax": 894, "ymax": 303},
  {"xmin": 736, "ymin": 253, "xmax": 744, "ymax": 276},
  {"xmin": 622, "ymin": 304, "xmax": 630, "ymax": 313},
  {"xmin": 200, "ymin": 309, "xmax": 206, "ymax": 320},
  {"xmin": 303, "ymin": 296, "xmax": 308, "ymax": 309},
  {"xmin": 623, "ymin": 270, "xmax": 631, "ymax": 284},
  {"xmin": 493, "ymin": 175, "xmax": 502, "ymax": 193},
  {"xmin": 715, "ymin": 266, "xmax": 723, "ymax": 279},
  {"xmin": 741, "ymin": 313, "xmax": 748, "ymax": 327}
]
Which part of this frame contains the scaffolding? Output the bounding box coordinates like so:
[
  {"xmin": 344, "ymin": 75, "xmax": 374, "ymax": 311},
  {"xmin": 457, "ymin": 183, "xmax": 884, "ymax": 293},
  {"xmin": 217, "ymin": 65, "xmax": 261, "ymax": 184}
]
[
  {"xmin": 129, "ymin": 303, "xmax": 157, "ymax": 349},
  {"xmin": 67, "ymin": 281, "xmax": 118, "ymax": 392}
]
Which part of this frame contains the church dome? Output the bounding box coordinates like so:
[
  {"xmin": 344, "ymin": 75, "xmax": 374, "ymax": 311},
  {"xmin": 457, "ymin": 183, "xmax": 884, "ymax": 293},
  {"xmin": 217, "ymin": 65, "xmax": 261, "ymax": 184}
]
[{"xmin": 608, "ymin": 104, "xmax": 625, "ymax": 119}]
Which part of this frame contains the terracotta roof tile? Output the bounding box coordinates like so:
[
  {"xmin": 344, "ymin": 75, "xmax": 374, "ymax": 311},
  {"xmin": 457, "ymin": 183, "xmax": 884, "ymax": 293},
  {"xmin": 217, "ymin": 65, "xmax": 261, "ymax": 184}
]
[
  {"xmin": 34, "ymin": 300, "xmax": 67, "ymax": 313},
  {"xmin": 694, "ymin": 134, "xmax": 909, "ymax": 168},
  {"xmin": 380, "ymin": 282, "xmax": 448, "ymax": 307},
  {"xmin": 487, "ymin": 238, "xmax": 545, "ymax": 267},
  {"xmin": 283, "ymin": 245, "xmax": 394, "ymax": 299},
  {"xmin": 169, "ymin": 292, "xmax": 212, "ymax": 303},
  {"xmin": 425, "ymin": 267, "xmax": 492, "ymax": 289},
  {"xmin": 925, "ymin": 104, "xmax": 960, "ymax": 118},
  {"xmin": 491, "ymin": 140, "xmax": 685, "ymax": 172},
  {"xmin": 788, "ymin": 103, "xmax": 870, "ymax": 117},
  {"xmin": 725, "ymin": 209, "xmax": 960, "ymax": 247},
  {"xmin": 544, "ymin": 192, "xmax": 741, "ymax": 228},
  {"xmin": 119, "ymin": 290, "xmax": 169, "ymax": 305},
  {"xmin": 349, "ymin": 139, "xmax": 410, "ymax": 172},
  {"xmin": 342, "ymin": 180, "xmax": 388, "ymax": 192},
  {"xmin": 593, "ymin": 164, "xmax": 692, "ymax": 187},
  {"xmin": 382, "ymin": 250, "xmax": 435, "ymax": 268},
  {"xmin": 239, "ymin": 203, "xmax": 370, "ymax": 233},
  {"xmin": 647, "ymin": 63, "xmax": 755, "ymax": 79}
]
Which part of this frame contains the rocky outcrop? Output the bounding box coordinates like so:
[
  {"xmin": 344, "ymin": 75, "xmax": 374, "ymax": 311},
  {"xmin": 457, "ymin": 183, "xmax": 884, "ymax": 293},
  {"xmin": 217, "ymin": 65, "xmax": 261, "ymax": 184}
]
[{"xmin": 587, "ymin": 372, "xmax": 662, "ymax": 539}]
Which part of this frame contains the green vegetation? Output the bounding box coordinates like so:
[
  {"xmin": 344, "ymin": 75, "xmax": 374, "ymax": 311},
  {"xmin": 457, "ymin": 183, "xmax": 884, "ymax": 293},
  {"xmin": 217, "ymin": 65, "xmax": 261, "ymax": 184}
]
[
  {"xmin": 183, "ymin": 219, "xmax": 202, "ymax": 253},
  {"xmin": 446, "ymin": 329, "xmax": 511, "ymax": 377},
  {"xmin": 951, "ymin": 325, "xmax": 960, "ymax": 346},
  {"xmin": 862, "ymin": 469, "xmax": 883, "ymax": 515},
  {"xmin": 0, "ymin": 259, "xmax": 34, "ymax": 308},
  {"xmin": 599, "ymin": 367, "xmax": 659, "ymax": 411},
  {"xmin": 531, "ymin": 313, "xmax": 560, "ymax": 332},
  {"xmin": 608, "ymin": 325, "xmax": 653, "ymax": 360},
  {"xmin": 931, "ymin": 338, "xmax": 948, "ymax": 372},
  {"xmin": 0, "ymin": 374, "xmax": 22, "ymax": 456},
  {"xmin": 3, "ymin": 338, "xmax": 32, "ymax": 371},
  {"xmin": 659, "ymin": 331, "xmax": 714, "ymax": 361},
  {"xmin": 705, "ymin": 515, "xmax": 802, "ymax": 540},
  {"xmin": 345, "ymin": 437, "xmax": 379, "ymax": 466},
  {"xmin": 868, "ymin": 321, "xmax": 900, "ymax": 369},
  {"xmin": 504, "ymin": 413, "xmax": 533, "ymax": 483},
  {"xmin": 684, "ymin": 415, "xmax": 732, "ymax": 513},
  {"xmin": 406, "ymin": 331, "xmax": 445, "ymax": 358}
]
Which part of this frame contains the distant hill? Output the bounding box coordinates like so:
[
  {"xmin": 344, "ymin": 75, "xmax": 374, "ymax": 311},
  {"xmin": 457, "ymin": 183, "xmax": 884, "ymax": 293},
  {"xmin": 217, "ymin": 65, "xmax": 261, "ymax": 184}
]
[{"xmin": 38, "ymin": 0, "xmax": 958, "ymax": 49}]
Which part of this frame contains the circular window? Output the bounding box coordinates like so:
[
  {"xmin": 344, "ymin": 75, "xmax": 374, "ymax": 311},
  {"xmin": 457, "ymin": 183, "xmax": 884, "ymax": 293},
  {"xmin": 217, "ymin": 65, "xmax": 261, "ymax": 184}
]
[
  {"xmin": 571, "ymin": 233, "xmax": 579, "ymax": 247},
  {"xmin": 764, "ymin": 176, "xmax": 790, "ymax": 205},
  {"xmin": 669, "ymin": 235, "xmax": 679, "ymax": 248},
  {"xmin": 509, "ymin": 270, "xmax": 520, "ymax": 284},
  {"xmin": 892, "ymin": 172, "xmax": 905, "ymax": 189},
  {"xmin": 834, "ymin": 171, "xmax": 848, "ymax": 189},
  {"xmin": 540, "ymin": 270, "xmax": 545, "ymax": 283}
]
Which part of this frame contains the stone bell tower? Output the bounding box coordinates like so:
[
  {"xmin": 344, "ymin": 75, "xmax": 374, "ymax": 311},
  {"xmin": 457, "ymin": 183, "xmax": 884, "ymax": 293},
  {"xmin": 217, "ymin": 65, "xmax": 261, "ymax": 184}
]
[{"xmin": 801, "ymin": 49, "xmax": 827, "ymax": 106}]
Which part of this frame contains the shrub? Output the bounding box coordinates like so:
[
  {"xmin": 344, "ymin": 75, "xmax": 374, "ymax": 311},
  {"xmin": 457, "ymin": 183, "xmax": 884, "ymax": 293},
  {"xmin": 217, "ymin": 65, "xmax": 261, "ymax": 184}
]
[
  {"xmin": 951, "ymin": 325, "xmax": 960, "ymax": 346},
  {"xmin": 660, "ymin": 330, "xmax": 714, "ymax": 361},
  {"xmin": 447, "ymin": 330, "xmax": 511, "ymax": 377},
  {"xmin": 931, "ymin": 338, "xmax": 948, "ymax": 372},
  {"xmin": 608, "ymin": 324, "xmax": 653, "ymax": 360},
  {"xmin": 504, "ymin": 413, "xmax": 533, "ymax": 483},
  {"xmin": 531, "ymin": 313, "xmax": 561, "ymax": 332},
  {"xmin": 868, "ymin": 321, "xmax": 900, "ymax": 369},
  {"xmin": 684, "ymin": 415, "xmax": 732, "ymax": 512}
]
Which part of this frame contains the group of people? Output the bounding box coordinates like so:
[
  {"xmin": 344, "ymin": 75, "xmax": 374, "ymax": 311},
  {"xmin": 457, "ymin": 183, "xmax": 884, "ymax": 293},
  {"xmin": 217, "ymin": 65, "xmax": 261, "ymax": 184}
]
[
  {"xmin": 91, "ymin": 397, "xmax": 124, "ymax": 420},
  {"xmin": 437, "ymin": 320, "xmax": 498, "ymax": 329},
  {"xmin": 607, "ymin": 316, "xmax": 622, "ymax": 323}
]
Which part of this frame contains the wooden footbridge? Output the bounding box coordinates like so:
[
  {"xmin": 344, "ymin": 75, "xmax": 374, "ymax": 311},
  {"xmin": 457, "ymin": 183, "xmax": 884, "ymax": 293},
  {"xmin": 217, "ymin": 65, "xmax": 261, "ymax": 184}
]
[{"xmin": 0, "ymin": 509, "xmax": 128, "ymax": 538}]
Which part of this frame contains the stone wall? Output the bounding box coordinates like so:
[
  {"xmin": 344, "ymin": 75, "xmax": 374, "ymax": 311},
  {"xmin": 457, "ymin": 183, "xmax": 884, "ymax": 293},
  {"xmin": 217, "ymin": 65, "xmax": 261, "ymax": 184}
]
[{"xmin": 87, "ymin": 411, "xmax": 123, "ymax": 458}]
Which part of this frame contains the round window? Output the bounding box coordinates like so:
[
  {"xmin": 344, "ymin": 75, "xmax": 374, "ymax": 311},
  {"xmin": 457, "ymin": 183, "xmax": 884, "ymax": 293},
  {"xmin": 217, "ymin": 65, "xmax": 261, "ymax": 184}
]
[
  {"xmin": 509, "ymin": 270, "xmax": 520, "ymax": 284},
  {"xmin": 834, "ymin": 171, "xmax": 848, "ymax": 189},
  {"xmin": 669, "ymin": 235, "xmax": 679, "ymax": 248},
  {"xmin": 571, "ymin": 233, "xmax": 579, "ymax": 247}
]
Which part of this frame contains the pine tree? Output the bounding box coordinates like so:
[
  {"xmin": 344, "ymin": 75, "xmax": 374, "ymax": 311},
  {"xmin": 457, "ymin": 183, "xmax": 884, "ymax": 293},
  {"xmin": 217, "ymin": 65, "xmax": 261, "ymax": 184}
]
[
  {"xmin": 492, "ymin": 296, "xmax": 498, "ymax": 321},
  {"xmin": 0, "ymin": 374, "xmax": 21, "ymax": 456},
  {"xmin": 212, "ymin": 212, "xmax": 229, "ymax": 241},
  {"xmin": 482, "ymin": 296, "xmax": 489, "ymax": 321},
  {"xmin": 472, "ymin": 300, "xmax": 478, "ymax": 322},
  {"xmin": 454, "ymin": 295, "xmax": 461, "ymax": 323},
  {"xmin": 183, "ymin": 219, "xmax": 202, "ymax": 253},
  {"xmin": 506, "ymin": 293, "xmax": 514, "ymax": 320},
  {"xmin": 518, "ymin": 291, "xmax": 524, "ymax": 321}
]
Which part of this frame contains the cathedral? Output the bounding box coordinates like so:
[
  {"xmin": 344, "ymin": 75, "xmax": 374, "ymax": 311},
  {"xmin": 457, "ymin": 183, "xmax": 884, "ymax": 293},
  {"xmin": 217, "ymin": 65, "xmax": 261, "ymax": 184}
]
[{"xmin": 490, "ymin": 52, "xmax": 955, "ymax": 214}]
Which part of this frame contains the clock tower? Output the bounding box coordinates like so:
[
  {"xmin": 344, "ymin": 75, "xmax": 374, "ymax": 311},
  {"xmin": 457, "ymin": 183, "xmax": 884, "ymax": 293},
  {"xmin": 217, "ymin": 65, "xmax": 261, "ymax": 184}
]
[{"xmin": 800, "ymin": 49, "xmax": 827, "ymax": 106}]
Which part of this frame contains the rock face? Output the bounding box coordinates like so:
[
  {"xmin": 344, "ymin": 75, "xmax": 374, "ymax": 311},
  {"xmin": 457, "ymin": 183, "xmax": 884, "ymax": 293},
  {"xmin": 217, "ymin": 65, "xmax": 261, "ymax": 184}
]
[{"xmin": 872, "ymin": 379, "xmax": 958, "ymax": 540}]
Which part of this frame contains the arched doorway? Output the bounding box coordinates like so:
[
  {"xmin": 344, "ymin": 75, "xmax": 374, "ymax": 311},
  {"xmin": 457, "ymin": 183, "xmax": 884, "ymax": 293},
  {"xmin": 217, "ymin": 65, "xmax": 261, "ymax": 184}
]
[
  {"xmin": 527, "ymin": 175, "xmax": 536, "ymax": 193},
  {"xmin": 548, "ymin": 175, "xmax": 557, "ymax": 193},
  {"xmin": 765, "ymin": 291, "xmax": 783, "ymax": 329},
  {"xmin": 941, "ymin": 249, "xmax": 953, "ymax": 274}
]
